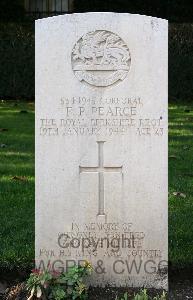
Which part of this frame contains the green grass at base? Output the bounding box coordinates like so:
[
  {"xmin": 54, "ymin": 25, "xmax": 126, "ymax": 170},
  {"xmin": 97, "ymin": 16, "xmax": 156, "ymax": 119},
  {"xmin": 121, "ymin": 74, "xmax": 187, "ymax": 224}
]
[
  {"xmin": 0, "ymin": 101, "xmax": 34, "ymax": 270},
  {"xmin": 169, "ymin": 104, "xmax": 193, "ymax": 268}
]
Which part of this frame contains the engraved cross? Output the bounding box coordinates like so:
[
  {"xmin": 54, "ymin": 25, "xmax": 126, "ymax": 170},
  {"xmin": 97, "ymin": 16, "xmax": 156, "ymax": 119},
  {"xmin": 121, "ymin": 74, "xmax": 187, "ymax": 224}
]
[{"xmin": 79, "ymin": 141, "xmax": 123, "ymax": 218}]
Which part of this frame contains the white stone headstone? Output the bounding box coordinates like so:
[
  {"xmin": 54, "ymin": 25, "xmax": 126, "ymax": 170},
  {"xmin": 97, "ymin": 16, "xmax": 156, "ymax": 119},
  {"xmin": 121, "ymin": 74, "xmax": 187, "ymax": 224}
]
[{"xmin": 36, "ymin": 12, "xmax": 168, "ymax": 289}]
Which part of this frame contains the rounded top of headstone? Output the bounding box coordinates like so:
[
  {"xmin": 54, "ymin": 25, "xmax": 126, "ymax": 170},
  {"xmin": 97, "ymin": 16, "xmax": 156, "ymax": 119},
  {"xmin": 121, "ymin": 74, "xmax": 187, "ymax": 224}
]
[{"xmin": 35, "ymin": 12, "xmax": 168, "ymax": 24}]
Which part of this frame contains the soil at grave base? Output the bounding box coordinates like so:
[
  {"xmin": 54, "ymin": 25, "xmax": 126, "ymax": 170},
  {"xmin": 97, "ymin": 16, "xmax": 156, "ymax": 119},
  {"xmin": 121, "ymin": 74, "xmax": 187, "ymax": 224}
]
[
  {"xmin": 1, "ymin": 268, "xmax": 193, "ymax": 300},
  {"xmin": 88, "ymin": 287, "xmax": 166, "ymax": 299},
  {"xmin": 1, "ymin": 286, "xmax": 164, "ymax": 300}
]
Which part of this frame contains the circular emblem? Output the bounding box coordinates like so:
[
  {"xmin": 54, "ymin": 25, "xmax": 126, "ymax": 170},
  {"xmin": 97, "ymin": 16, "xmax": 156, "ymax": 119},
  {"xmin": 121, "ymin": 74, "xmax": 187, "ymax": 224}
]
[{"xmin": 71, "ymin": 30, "xmax": 131, "ymax": 87}]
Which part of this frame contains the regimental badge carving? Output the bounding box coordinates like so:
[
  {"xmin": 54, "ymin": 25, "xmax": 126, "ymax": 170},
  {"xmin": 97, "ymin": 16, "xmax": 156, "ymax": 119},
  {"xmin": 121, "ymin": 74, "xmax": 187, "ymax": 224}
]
[{"xmin": 71, "ymin": 30, "xmax": 131, "ymax": 87}]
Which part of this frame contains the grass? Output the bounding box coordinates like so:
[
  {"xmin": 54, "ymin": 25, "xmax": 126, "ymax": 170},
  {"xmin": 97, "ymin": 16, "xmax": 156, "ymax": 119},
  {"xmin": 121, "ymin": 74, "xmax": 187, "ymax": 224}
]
[
  {"xmin": 116, "ymin": 289, "xmax": 166, "ymax": 299},
  {"xmin": 0, "ymin": 100, "xmax": 34, "ymax": 270},
  {"xmin": 169, "ymin": 103, "xmax": 193, "ymax": 268},
  {"xmin": 0, "ymin": 100, "xmax": 193, "ymax": 271}
]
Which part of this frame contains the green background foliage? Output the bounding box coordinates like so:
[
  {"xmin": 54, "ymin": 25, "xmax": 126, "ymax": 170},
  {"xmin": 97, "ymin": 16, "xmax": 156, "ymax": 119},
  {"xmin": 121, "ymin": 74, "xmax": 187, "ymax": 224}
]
[
  {"xmin": 0, "ymin": 0, "xmax": 25, "ymax": 22},
  {"xmin": 0, "ymin": 22, "xmax": 34, "ymax": 100},
  {"xmin": 169, "ymin": 23, "xmax": 193, "ymax": 102},
  {"xmin": 73, "ymin": 0, "xmax": 193, "ymax": 23}
]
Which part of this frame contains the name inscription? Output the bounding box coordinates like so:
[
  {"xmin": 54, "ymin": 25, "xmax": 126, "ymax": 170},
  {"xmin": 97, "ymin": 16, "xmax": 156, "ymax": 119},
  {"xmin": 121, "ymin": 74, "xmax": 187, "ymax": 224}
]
[{"xmin": 39, "ymin": 96, "xmax": 164, "ymax": 137}]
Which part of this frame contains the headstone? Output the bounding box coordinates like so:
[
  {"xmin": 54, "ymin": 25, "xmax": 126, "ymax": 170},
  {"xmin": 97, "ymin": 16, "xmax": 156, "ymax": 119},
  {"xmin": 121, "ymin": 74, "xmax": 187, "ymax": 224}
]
[{"xmin": 36, "ymin": 12, "xmax": 168, "ymax": 289}]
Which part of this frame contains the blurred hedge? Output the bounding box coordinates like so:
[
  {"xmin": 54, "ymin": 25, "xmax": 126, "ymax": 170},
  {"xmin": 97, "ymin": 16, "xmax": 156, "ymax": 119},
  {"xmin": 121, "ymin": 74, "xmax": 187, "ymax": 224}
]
[
  {"xmin": 74, "ymin": 0, "xmax": 193, "ymax": 23},
  {"xmin": 0, "ymin": 21, "xmax": 193, "ymax": 102},
  {"xmin": 169, "ymin": 23, "xmax": 193, "ymax": 102},
  {"xmin": 0, "ymin": 22, "xmax": 34, "ymax": 100},
  {"xmin": 0, "ymin": 0, "xmax": 25, "ymax": 22}
]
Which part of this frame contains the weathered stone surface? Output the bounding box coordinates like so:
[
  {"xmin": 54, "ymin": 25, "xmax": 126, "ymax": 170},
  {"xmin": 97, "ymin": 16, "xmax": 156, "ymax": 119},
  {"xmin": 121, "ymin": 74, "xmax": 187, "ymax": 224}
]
[{"xmin": 36, "ymin": 12, "xmax": 168, "ymax": 289}]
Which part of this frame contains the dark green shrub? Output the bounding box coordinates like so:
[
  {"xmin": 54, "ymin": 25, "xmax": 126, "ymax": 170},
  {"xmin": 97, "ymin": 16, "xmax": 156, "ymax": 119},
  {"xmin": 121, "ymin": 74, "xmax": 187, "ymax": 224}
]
[
  {"xmin": 26, "ymin": 262, "xmax": 92, "ymax": 299},
  {"xmin": 0, "ymin": 22, "xmax": 34, "ymax": 100},
  {"xmin": 0, "ymin": 0, "xmax": 25, "ymax": 22},
  {"xmin": 169, "ymin": 23, "xmax": 193, "ymax": 102}
]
